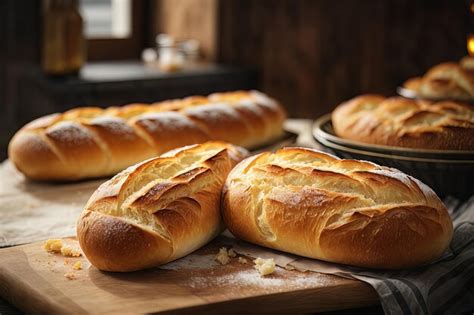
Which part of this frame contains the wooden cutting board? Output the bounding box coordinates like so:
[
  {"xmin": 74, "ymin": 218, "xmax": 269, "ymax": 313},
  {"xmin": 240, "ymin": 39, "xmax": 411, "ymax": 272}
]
[{"xmin": 0, "ymin": 237, "xmax": 378, "ymax": 314}]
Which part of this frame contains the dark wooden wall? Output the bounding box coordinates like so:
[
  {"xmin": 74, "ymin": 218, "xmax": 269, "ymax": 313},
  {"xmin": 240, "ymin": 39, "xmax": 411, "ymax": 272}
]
[
  {"xmin": 1, "ymin": 0, "xmax": 472, "ymax": 160},
  {"xmin": 0, "ymin": 1, "xmax": 41, "ymax": 159},
  {"xmin": 218, "ymin": 0, "xmax": 472, "ymax": 118},
  {"xmin": 0, "ymin": 0, "xmax": 257, "ymax": 160}
]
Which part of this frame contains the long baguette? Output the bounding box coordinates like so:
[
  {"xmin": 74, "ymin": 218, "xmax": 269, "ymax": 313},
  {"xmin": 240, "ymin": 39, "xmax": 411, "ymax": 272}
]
[{"xmin": 8, "ymin": 91, "xmax": 285, "ymax": 180}]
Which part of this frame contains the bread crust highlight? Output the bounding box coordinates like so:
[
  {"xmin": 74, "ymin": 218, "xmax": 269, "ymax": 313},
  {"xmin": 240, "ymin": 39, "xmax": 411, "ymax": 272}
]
[
  {"xmin": 77, "ymin": 141, "xmax": 247, "ymax": 272},
  {"xmin": 332, "ymin": 95, "xmax": 474, "ymax": 150},
  {"xmin": 9, "ymin": 91, "xmax": 285, "ymax": 180},
  {"xmin": 222, "ymin": 147, "xmax": 453, "ymax": 269}
]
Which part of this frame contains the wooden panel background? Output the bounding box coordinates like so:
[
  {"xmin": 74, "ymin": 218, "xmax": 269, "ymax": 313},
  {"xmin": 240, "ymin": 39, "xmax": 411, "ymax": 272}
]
[
  {"xmin": 2, "ymin": 0, "xmax": 473, "ymax": 160},
  {"xmin": 0, "ymin": 0, "xmax": 41, "ymax": 160},
  {"xmin": 156, "ymin": 0, "xmax": 218, "ymax": 60},
  {"xmin": 217, "ymin": 0, "xmax": 472, "ymax": 118}
]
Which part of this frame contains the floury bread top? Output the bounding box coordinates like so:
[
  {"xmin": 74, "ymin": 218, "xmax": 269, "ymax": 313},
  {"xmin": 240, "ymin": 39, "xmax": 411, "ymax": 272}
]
[{"xmin": 8, "ymin": 91, "xmax": 285, "ymax": 180}]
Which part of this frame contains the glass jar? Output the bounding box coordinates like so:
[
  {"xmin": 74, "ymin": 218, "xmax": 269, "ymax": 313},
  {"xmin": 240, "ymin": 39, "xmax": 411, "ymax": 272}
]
[{"xmin": 156, "ymin": 34, "xmax": 185, "ymax": 72}]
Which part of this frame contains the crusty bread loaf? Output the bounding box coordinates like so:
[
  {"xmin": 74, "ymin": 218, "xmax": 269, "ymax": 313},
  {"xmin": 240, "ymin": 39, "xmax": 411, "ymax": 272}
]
[
  {"xmin": 77, "ymin": 141, "xmax": 247, "ymax": 272},
  {"xmin": 8, "ymin": 90, "xmax": 285, "ymax": 181},
  {"xmin": 332, "ymin": 95, "xmax": 474, "ymax": 150},
  {"xmin": 222, "ymin": 147, "xmax": 453, "ymax": 269},
  {"xmin": 403, "ymin": 56, "xmax": 474, "ymax": 100}
]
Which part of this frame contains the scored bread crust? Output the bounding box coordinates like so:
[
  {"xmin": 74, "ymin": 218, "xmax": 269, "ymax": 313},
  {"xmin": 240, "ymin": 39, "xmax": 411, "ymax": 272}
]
[
  {"xmin": 403, "ymin": 56, "xmax": 474, "ymax": 100},
  {"xmin": 77, "ymin": 141, "xmax": 247, "ymax": 272},
  {"xmin": 8, "ymin": 90, "xmax": 285, "ymax": 181},
  {"xmin": 222, "ymin": 147, "xmax": 453, "ymax": 269},
  {"xmin": 332, "ymin": 95, "xmax": 474, "ymax": 150}
]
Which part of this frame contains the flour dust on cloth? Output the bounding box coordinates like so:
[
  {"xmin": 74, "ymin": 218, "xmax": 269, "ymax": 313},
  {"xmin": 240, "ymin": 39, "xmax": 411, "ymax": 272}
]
[
  {"xmin": 0, "ymin": 119, "xmax": 313, "ymax": 247},
  {"xmin": 0, "ymin": 161, "xmax": 105, "ymax": 246},
  {"xmin": 233, "ymin": 196, "xmax": 474, "ymax": 314}
]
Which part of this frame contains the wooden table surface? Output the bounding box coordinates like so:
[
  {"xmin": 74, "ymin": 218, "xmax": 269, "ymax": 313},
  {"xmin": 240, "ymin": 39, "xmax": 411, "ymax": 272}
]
[
  {"xmin": 0, "ymin": 237, "xmax": 380, "ymax": 314},
  {"xmin": 0, "ymin": 120, "xmax": 383, "ymax": 314}
]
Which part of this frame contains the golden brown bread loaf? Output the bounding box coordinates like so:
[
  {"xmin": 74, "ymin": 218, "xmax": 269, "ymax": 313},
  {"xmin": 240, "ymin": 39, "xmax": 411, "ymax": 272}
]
[
  {"xmin": 332, "ymin": 95, "xmax": 474, "ymax": 150},
  {"xmin": 222, "ymin": 147, "xmax": 453, "ymax": 269},
  {"xmin": 403, "ymin": 56, "xmax": 474, "ymax": 100},
  {"xmin": 77, "ymin": 142, "xmax": 247, "ymax": 272},
  {"xmin": 8, "ymin": 90, "xmax": 285, "ymax": 181}
]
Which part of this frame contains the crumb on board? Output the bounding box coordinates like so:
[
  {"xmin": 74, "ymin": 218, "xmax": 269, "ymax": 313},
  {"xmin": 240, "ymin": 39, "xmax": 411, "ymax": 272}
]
[
  {"xmin": 254, "ymin": 257, "xmax": 276, "ymax": 276},
  {"xmin": 43, "ymin": 239, "xmax": 63, "ymax": 253},
  {"xmin": 238, "ymin": 257, "xmax": 248, "ymax": 264},
  {"xmin": 44, "ymin": 239, "xmax": 82, "ymax": 257},
  {"xmin": 215, "ymin": 247, "xmax": 231, "ymax": 265},
  {"xmin": 72, "ymin": 261, "xmax": 82, "ymax": 270},
  {"xmin": 64, "ymin": 272, "xmax": 77, "ymax": 280},
  {"xmin": 61, "ymin": 245, "xmax": 82, "ymax": 257},
  {"xmin": 228, "ymin": 248, "xmax": 237, "ymax": 258}
]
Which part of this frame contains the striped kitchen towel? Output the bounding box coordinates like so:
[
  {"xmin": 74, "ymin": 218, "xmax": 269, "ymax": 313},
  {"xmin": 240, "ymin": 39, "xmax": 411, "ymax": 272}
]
[{"xmin": 345, "ymin": 196, "xmax": 474, "ymax": 314}]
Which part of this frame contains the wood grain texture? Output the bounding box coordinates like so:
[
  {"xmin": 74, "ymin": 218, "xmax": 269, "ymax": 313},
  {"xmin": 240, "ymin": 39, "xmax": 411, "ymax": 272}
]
[
  {"xmin": 217, "ymin": 0, "xmax": 472, "ymax": 118},
  {"xmin": 0, "ymin": 237, "xmax": 378, "ymax": 314}
]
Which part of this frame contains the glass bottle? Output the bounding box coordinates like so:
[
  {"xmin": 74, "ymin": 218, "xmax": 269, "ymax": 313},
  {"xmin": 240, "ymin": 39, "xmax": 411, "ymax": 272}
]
[
  {"xmin": 42, "ymin": 0, "xmax": 85, "ymax": 76},
  {"xmin": 64, "ymin": 0, "xmax": 85, "ymax": 74}
]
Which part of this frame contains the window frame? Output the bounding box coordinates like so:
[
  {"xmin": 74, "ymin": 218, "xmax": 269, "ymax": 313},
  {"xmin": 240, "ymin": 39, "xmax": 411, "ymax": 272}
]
[{"xmin": 86, "ymin": 0, "xmax": 146, "ymax": 60}]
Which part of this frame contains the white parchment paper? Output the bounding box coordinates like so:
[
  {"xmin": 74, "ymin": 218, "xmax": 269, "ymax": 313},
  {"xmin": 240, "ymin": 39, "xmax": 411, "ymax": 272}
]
[{"xmin": 0, "ymin": 161, "xmax": 106, "ymax": 246}]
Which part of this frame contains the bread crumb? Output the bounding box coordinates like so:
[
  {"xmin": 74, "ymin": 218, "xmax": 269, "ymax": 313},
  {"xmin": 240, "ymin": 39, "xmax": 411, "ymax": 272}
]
[
  {"xmin": 238, "ymin": 257, "xmax": 248, "ymax": 264},
  {"xmin": 215, "ymin": 247, "xmax": 231, "ymax": 265},
  {"xmin": 44, "ymin": 239, "xmax": 82, "ymax": 258},
  {"xmin": 228, "ymin": 249, "xmax": 237, "ymax": 258},
  {"xmin": 64, "ymin": 272, "xmax": 76, "ymax": 280},
  {"xmin": 64, "ymin": 258, "xmax": 71, "ymax": 265},
  {"xmin": 60, "ymin": 245, "xmax": 82, "ymax": 257},
  {"xmin": 72, "ymin": 261, "xmax": 82, "ymax": 270},
  {"xmin": 254, "ymin": 257, "xmax": 276, "ymax": 276},
  {"xmin": 44, "ymin": 239, "xmax": 63, "ymax": 253}
]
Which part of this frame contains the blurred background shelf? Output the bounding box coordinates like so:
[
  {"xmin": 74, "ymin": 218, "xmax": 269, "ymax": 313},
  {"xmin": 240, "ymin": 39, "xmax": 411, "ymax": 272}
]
[
  {"xmin": 1, "ymin": 0, "xmax": 471, "ymax": 159},
  {"xmin": 17, "ymin": 62, "xmax": 257, "ymax": 123},
  {"xmin": 0, "ymin": 62, "xmax": 257, "ymax": 160}
]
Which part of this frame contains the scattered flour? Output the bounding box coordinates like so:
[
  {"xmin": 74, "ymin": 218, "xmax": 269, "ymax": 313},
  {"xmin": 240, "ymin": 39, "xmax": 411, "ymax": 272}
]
[
  {"xmin": 235, "ymin": 100, "xmax": 264, "ymax": 115},
  {"xmin": 160, "ymin": 254, "xmax": 219, "ymax": 271},
  {"xmin": 136, "ymin": 112, "xmax": 197, "ymax": 132},
  {"xmin": 184, "ymin": 103, "xmax": 241, "ymax": 122},
  {"xmin": 46, "ymin": 121, "xmax": 93, "ymax": 145},
  {"xmin": 187, "ymin": 269, "xmax": 325, "ymax": 290},
  {"xmin": 89, "ymin": 116, "xmax": 135, "ymax": 138}
]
